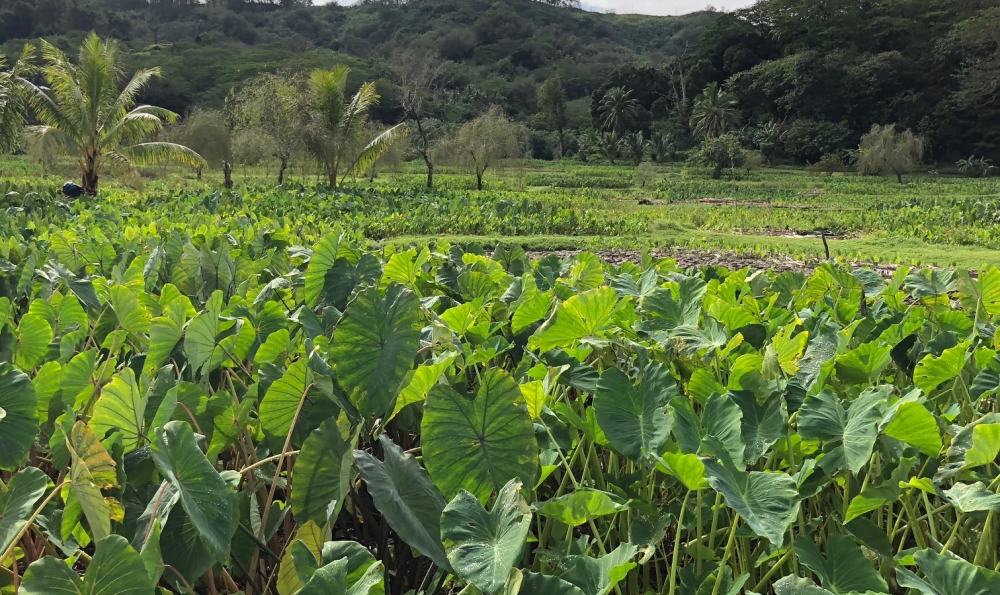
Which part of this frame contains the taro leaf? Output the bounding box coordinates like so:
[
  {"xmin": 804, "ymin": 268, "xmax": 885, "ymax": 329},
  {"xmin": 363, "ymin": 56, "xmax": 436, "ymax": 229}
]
[
  {"xmin": 653, "ymin": 451, "xmax": 709, "ymax": 490},
  {"xmin": 67, "ymin": 420, "xmax": 119, "ymax": 542},
  {"xmin": 883, "ymin": 402, "xmax": 942, "ymax": 456},
  {"xmin": 702, "ymin": 437, "xmax": 799, "ymax": 545},
  {"xmin": 834, "ymin": 342, "xmax": 892, "ymax": 386},
  {"xmin": 943, "ymin": 482, "xmax": 1000, "ymax": 513},
  {"xmin": 150, "ymin": 421, "xmax": 237, "ymax": 562},
  {"xmin": 422, "ymin": 368, "xmax": 538, "ymax": 503},
  {"xmin": 533, "ymin": 489, "xmax": 629, "ymax": 527},
  {"xmin": 593, "ymin": 363, "xmax": 676, "ymax": 463},
  {"xmin": 144, "ymin": 301, "xmax": 186, "ymax": 374},
  {"xmin": 731, "ymin": 390, "xmax": 786, "ymax": 464},
  {"xmin": 20, "ymin": 535, "xmax": 153, "ymax": 595},
  {"xmin": 914, "ymin": 342, "xmax": 970, "ymax": 394},
  {"xmin": 277, "ymin": 521, "xmax": 324, "ymax": 595},
  {"xmin": 354, "ymin": 435, "xmax": 452, "ymax": 573},
  {"xmin": 441, "ymin": 479, "xmax": 532, "ymax": 595},
  {"xmin": 637, "ymin": 276, "xmax": 707, "ymax": 330},
  {"xmin": 672, "ymin": 391, "xmax": 746, "ymax": 470},
  {"xmin": 259, "ymin": 359, "xmax": 314, "ymax": 449},
  {"xmin": 330, "ymin": 284, "xmax": 422, "ymax": 419},
  {"xmin": 388, "ymin": 352, "xmax": 458, "ymax": 423},
  {"xmin": 519, "ymin": 571, "xmax": 587, "ymax": 595},
  {"xmin": 530, "ymin": 286, "xmax": 623, "ymax": 352},
  {"xmin": 0, "ymin": 466, "xmax": 48, "ymax": 556},
  {"xmin": 512, "ymin": 291, "xmax": 553, "ymax": 334},
  {"xmin": 772, "ymin": 575, "xmax": 836, "ymax": 595},
  {"xmin": 794, "ymin": 322, "xmax": 839, "ymax": 394},
  {"xmin": 321, "ymin": 540, "xmax": 384, "ymax": 590},
  {"xmin": 297, "ymin": 558, "xmax": 347, "ymax": 595},
  {"xmin": 14, "ymin": 313, "xmax": 52, "ymax": 371},
  {"xmin": 0, "ymin": 362, "xmax": 38, "ymax": 469},
  {"xmin": 797, "ymin": 387, "xmax": 888, "ymax": 475},
  {"xmin": 138, "ymin": 520, "xmax": 163, "ymax": 586},
  {"xmin": 963, "ymin": 423, "xmax": 1000, "ymax": 469},
  {"xmin": 558, "ymin": 543, "xmax": 638, "ymax": 595},
  {"xmin": 292, "ymin": 417, "xmax": 354, "ymax": 526},
  {"xmin": 896, "ymin": 549, "xmax": 1000, "ymax": 595},
  {"xmin": 90, "ymin": 368, "xmax": 147, "ymax": 452},
  {"xmin": 794, "ymin": 533, "xmax": 888, "ymax": 594},
  {"xmin": 304, "ymin": 230, "xmax": 344, "ymax": 308}
]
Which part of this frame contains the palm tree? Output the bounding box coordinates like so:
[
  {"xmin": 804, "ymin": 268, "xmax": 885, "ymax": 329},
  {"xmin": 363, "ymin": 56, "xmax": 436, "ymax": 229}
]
[
  {"xmin": 0, "ymin": 45, "xmax": 35, "ymax": 155},
  {"xmin": 24, "ymin": 34, "xmax": 205, "ymax": 196},
  {"xmin": 690, "ymin": 82, "xmax": 740, "ymax": 139},
  {"xmin": 306, "ymin": 65, "xmax": 408, "ymax": 188},
  {"xmin": 598, "ymin": 87, "xmax": 639, "ymax": 134}
]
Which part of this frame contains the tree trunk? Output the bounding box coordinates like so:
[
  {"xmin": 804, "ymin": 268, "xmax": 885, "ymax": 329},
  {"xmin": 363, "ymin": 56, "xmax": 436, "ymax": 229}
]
[
  {"xmin": 557, "ymin": 127, "xmax": 565, "ymax": 160},
  {"xmin": 223, "ymin": 161, "xmax": 233, "ymax": 189},
  {"xmin": 196, "ymin": 166, "xmax": 203, "ymax": 181},
  {"xmin": 476, "ymin": 171, "xmax": 484, "ymax": 191},
  {"xmin": 329, "ymin": 172, "xmax": 337, "ymax": 188},
  {"xmin": 424, "ymin": 156, "xmax": 434, "ymax": 189},
  {"xmin": 82, "ymin": 163, "xmax": 99, "ymax": 196},
  {"xmin": 416, "ymin": 117, "xmax": 434, "ymax": 189},
  {"xmin": 277, "ymin": 157, "xmax": 288, "ymax": 186},
  {"xmin": 896, "ymin": 172, "xmax": 903, "ymax": 184}
]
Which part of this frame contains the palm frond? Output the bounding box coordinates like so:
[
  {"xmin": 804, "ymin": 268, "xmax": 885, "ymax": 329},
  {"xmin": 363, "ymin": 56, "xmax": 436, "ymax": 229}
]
[
  {"xmin": 109, "ymin": 68, "xmax": 162, "ymax": 120},
  {"xmin": 121, "ymin": 141, "xmax": 207, "ymax": 169},
  {"xmin": 310, "ymin": 66, "xmax": 350, "ymax": 132},
  {"xmin": 343, "ymin": 122, "xmax": 408, "ymax": 185},
  {"xmin": 23, "ymin": 125, "xmax": 80, "ymax": 157}
]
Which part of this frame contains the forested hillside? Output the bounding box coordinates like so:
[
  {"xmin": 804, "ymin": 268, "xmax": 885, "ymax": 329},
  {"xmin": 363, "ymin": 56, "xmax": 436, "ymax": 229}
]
[{"xmin": 0, "ymin": 0, "xmax": 710, "ymax": 121}]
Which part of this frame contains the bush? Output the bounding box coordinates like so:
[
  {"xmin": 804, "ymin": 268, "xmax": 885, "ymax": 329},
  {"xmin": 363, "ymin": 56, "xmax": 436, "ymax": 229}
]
[
  {"xmin": 689, "ymin": 134, "xmax": 746, "ymax": 179},
  {"xmin": 808, "ymin": 152, "xmax": 848, "ymax": 176},
  {"xmin": 857, "ymin": 124, "xmax": 924, "ymax": 183},
  {"xmin": 782, "ymin": 119, "xmax": 853, "ymax": 164}
]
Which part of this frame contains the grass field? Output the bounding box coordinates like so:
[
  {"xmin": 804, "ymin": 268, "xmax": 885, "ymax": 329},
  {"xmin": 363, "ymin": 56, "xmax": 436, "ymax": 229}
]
[{"xmin": 5, "ymin": 155, "xmax": 1000, "ymax": 269}]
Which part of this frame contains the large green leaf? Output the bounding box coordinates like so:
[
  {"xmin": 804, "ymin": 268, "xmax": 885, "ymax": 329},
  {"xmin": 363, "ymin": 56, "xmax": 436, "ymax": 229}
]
[
  {"xmin": 14, "ymin": 313, "xmax": 52, "ymax": 371},
  {"xmin": 0, "ymin": 467, "xmax": 48, "ymax": 558},
  {"xmin": 558, "ymin": 544, "xmax": 637, "ymax": 595},
  {"xmin": 914, "ymin": 342, "xmax": 970, "ymax": 394},
  {"xmin": 795, "ymin": 534, "xmax": 888, "ymax": 594},
  {"xmin": 797, "ymin": 387, "xmax": 888, "ymax": 475},
  {"xmin": 441, "ymin": 479, "xmax": 532, "ymax": 595},
  {"xmin": 530, "ymin": 286, "xmax": 623, "ymax": 352},
  {"xmin": 422, "ymin": 368, "xmax": 538, "ymax": 502},
  {"xmin": 594, "ymin": 363, "xmax": 676, "ymax": 463},
  {"xmin": 883, "ymin": 401, "xmax": 942, "ymax": 455},
  {"xmin": 519, "ymin": 572, "xmax": 587, "ymax": 595},
  {"xmin": 0, "ymin": 362, "xmax": 38, "ymax": 469},
  {"xmin": 672, "ymin": 391, "xmax": 746, "ymax": 470},
  {"xmin": 292, "ymin": 417, "xmax": 354, "ymax": 526},
  {"xmin": 731, "ymin": 390, "xmax": 787, "ymax": 464},
  {"xmin": 533, "ymin": 489, "xmax": 629, "ymax": 527},
  {"xmin": 897, "ymin": 549, "xmax": 1000, "ymax": 595},
  {"xmin": 330, "ymin": 284, "xmax": 422, "ymax": 418},
  {"xmin": 354, "ymin": 435, "xmax": 452, "ymax": 573},
  {"xmin": 702, "ymin": 437, "xmax": 799, "ymax": 545},
  {"xmin": 150, "ymin": 421, "xmax": 237, "ymax": 562},
  {"xmin": 90, "ymin": 368, "xmax": 147, "ymax": 452},
  {"xmin": 943, "ymin": 482, "xmax": 1000, "ymax": 512},
  {"xmin": 304, "ymin": 230, "xmax": 345, "ymax": 308},
  {"xmin": 772, "ymin": 575, "xmax": 836, "ymax": 595},
  {"xmin": 834, "ymin": 342, "xmax": 892, "ymax": 386},
  {"xmin": 20, "ymin": 535, "xmax": 153, "ymax": 595},
  {"xmin": 259, "ymin": 359, "xmax": 313, "ymax": 449},
  {"xmin": 67, "ymin": 420, "xmax": 119, "ymax": 542},
  {"xmin": 321, "ymin": 540, "xmax": 385, "ymax": 593}
]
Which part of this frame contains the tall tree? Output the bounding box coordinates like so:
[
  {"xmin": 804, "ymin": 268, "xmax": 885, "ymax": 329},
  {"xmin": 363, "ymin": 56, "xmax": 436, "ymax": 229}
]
[
  {"xmin": 166, "ymin": 108, "xmax": 231, "ymax": 183},
  {"xmin": 393, "ymin": 51, "xmax": 443, "ymax": 189},
  {"xmin": 447, "ymin": 105, "xmax": 527, "ymax": 190},
  {"xmin": 857, "ymin": 124, "xmax": 924, "ymax": 183},
  {"xmin": 305, "ymin": 65, "xmax": 408, "ymax": 188},
  {"xmin": 0, "ymin": 45, "xmax": 34, "ymax": 155},
  {"xmin": 690, "ymin": 82, "xmax": 740, "ymax": 139},
  {"xmin": 227, "ymin": 71, "xmax": 306, "ymax": 186},
  {"xmin": 24, "ymin": 34, "xmax": 205, "ymax": 195},
  {"xmin": 538, "ymin": 76, "xmax": 569, "ymax": 158},
  {"xmin": 598, "ymin": 87, "xmax": 639, "ymax": 134}
]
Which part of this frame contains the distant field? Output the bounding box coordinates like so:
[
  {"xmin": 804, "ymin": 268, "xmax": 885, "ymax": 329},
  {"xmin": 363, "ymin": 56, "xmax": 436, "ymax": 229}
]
[{"xmin": 4, "ymin": 155, "xmax": 999, "ymax": 269}]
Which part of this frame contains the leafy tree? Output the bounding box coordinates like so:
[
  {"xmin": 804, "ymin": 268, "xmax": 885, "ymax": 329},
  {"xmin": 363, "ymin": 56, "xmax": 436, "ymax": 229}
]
[
  {"xmin": 23, "ymin": 34, "xmax": 205, "ymax": 196},
  {"xmin": 646, "ymin": 132, "xmax": 675, "ymax": 164},
  {"xmin": 623, "ymin": 130, "xmax": 645, "ymax": 165},
  {"xmin": 956, "ymin": 155, "xmax": 995, "ymax": 178},
  {"xmin": 538, "ymin": 75, "xmax": 569, "ymax": 158},
  {"xmin": 0, "ymin": 45, "xmax": 34, "ymax": 155},
  {"xmin": 598, "ymin": 87, "xmax": 639, "ymax": 134},
  {"xmin": 166, "ymin": 108, "xmax": 231, "ymax": 182},
  {"xmin": 304, "ymin": 65, "xmax": 408, "ymax": 189},
  {"xmin": 690, "ymin": 133, "xmax": 746, "ymax": 179},
  {"xmin": 808, "ymin": 152, "xmax": 848, "ymax": 176},
  {"xmin": 445, "ymin": 105, "xmax": 527, "ymax": 190},
  {"xmin": 857, "ymin": 124, "xmax": 924, "ymax": 183},
  {"xmin": 596, "ymin": 132, "xmax": 623, "ymax": 165},
  {"xmin": 690, "ymin": 82, "xmax": 739, "ymax": 139},
  {"xmin": 393, "ymin": 51, "xmax": 443, "ymax": 189},
  {"xmin": 227, "ymin": 71, "xmax": 307, "ymax": 186}
]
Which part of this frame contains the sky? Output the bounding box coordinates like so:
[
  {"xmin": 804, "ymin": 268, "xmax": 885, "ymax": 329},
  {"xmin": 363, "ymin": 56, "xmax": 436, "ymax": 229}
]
[{"xmin": 319, "ymin": 0, "xmax": 758, "ymax": 16}]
